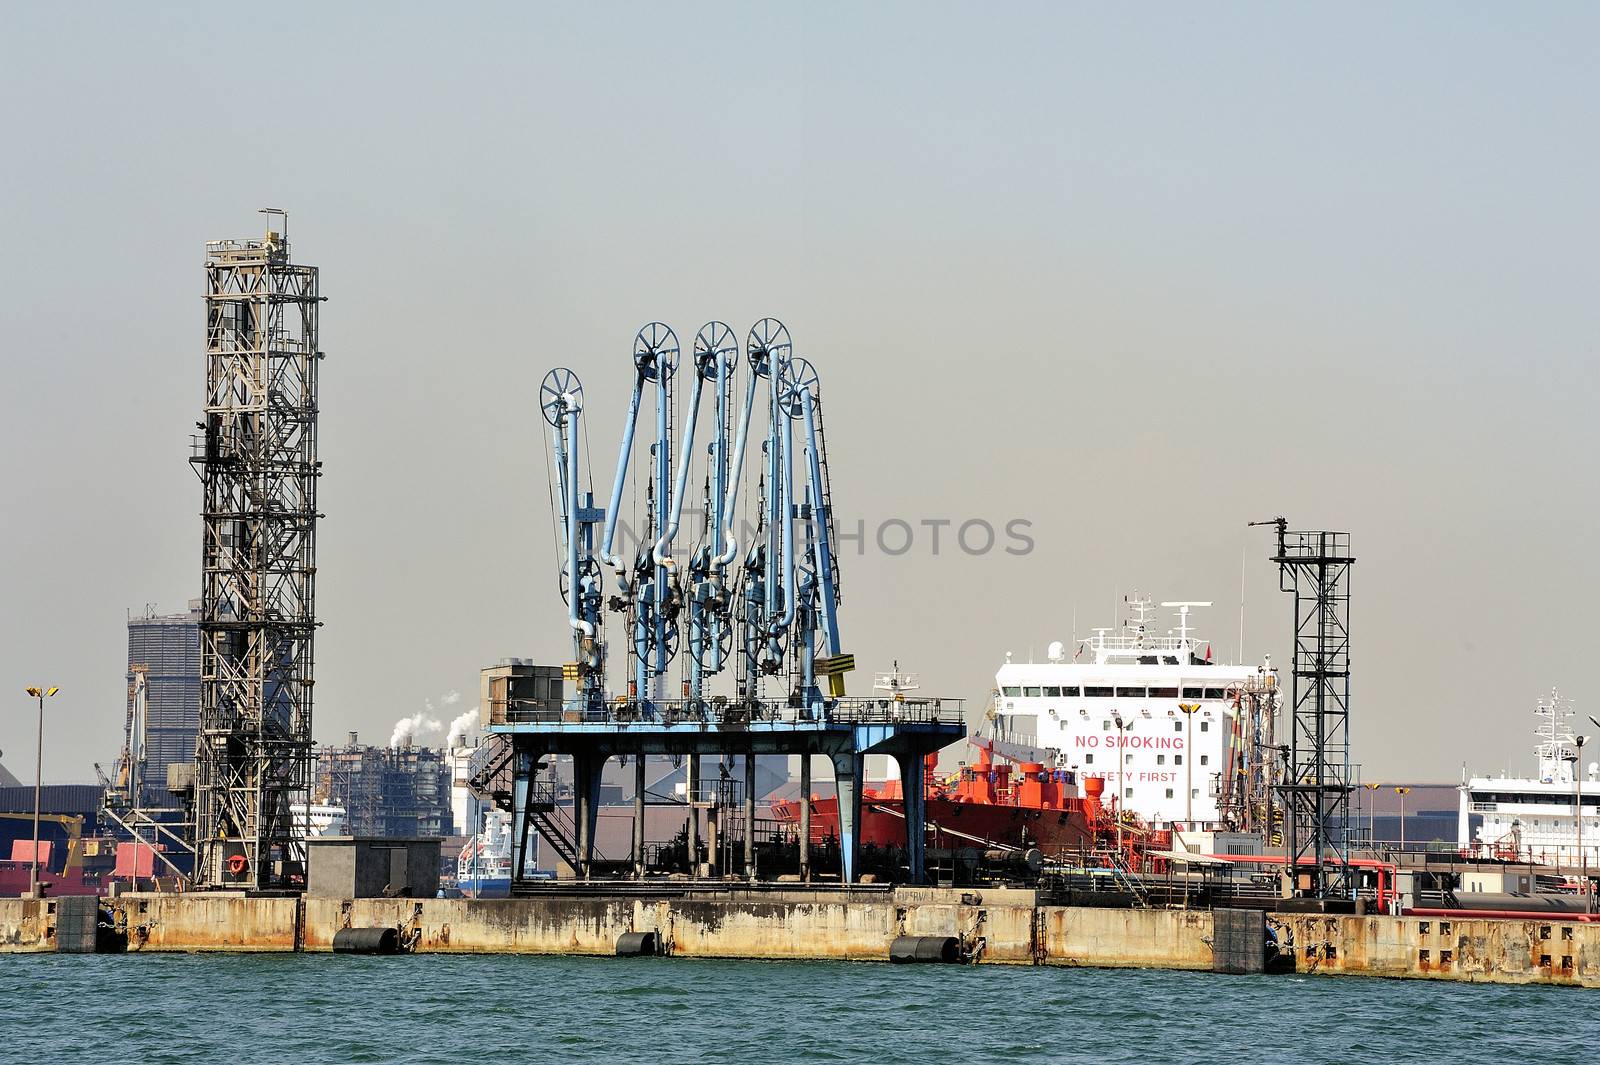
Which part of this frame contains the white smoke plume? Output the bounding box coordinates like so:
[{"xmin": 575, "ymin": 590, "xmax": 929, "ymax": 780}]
[
  {"xmin": 388, "ymin": 690, "xmax": 460, "ymax": 748},
  {"xmin": 446, "ymin": 708, "xmax": 478, "ymax": 749}
]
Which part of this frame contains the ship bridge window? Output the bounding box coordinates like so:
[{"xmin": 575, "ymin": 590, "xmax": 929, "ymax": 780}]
[
  {"xmin": 1115, "ymin": 686, "xmax": 1147, "ymax": 698},
  {"xmin": 1204, "ymin": 688, "xmax": 1227, "ymax": 700},
  {"xmin": 1182, "ymin": 687, "xmax": 1204, "ymax": 699},
  {"xmin": 1149, "ymin": 687, "xmax": 1178, "ymax": 699},
  {"xmin": 1059, "ymin": 686, "xmax": 1080, "ymax": 697},
  {"xmin": 1162, "ymin": 657, "xmax": 1179, "ymax": 665},
  {"xmin": 1043, "ymin": 686, "xmax": 1062, "ymax": 697},
  {"xmin": 1024, "ymin": 686, "xmax": 1042, "ymax": 697},
  {"xmin": 1001, "ymin": 687, "xmax": 1020, "ymax": 697},
  {"xmin": 1085, "ymin": 686, "xmax": 1114, "ymax": 697}
]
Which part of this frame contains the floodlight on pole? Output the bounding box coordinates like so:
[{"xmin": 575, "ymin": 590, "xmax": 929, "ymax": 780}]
[{"xmin": 23, "ymin": 686, "xmax": 59, "ymax": 899}]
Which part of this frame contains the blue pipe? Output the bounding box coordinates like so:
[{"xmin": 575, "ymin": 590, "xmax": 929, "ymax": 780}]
[
  {"xmin": 563, "ymin": 409, "xmax": 593, "ymax": 637},
  {"xmin": 649, "ymin": 371, "xmax": 670, "ymax": 699},
  {"xmin": 774, "ymin": 408, "xmax": 797, "ymax": 629},
  {"xmin": 652, "ymin": 365, "xmax": 706, "ymax": 567},
  {"xmin": 801, "ymin": 390, "xmax": 840, "ymax": 654},
  {"xmin": 600, "ymin": 377, "xmax": 645, "ymax": 572},
  {"xmin": 716, "ymin": 372, "xmax": 762, "ymax": 567}
]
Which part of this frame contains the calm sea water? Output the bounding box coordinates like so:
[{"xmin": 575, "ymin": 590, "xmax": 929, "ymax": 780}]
[{"xmin": 5, "ymin": 953, "xmax": 1594, "ymax": 1065}]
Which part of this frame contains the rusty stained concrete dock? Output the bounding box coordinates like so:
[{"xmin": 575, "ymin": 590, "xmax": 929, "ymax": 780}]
[{"xmin": 2, "ymin": 888, "xmax": 1597, "ymax": 988}]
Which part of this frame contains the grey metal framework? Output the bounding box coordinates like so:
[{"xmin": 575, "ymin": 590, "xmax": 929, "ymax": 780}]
[
  {"xmin": 189, "ymin": 212, "xmax": 322, "ymax": 890},
  {"xmin": 1266, "ymin": 521, "xmax": 1355, "ymax": 898},
  {"xmin": 312, "ymin": 743, "xmax": 453, "ymax": 838}
]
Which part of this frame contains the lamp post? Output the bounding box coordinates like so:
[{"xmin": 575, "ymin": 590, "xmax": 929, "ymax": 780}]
[
  {"xmin": 1569, "ymin": 731, "xmax": 1592, "ymax": 914},
  {"xmin": 1394, "ymin": 786, "xmax": 1411, "ymax": 854},
  {"xmin": 1586, "ymin": 717, "xmax": 1600, "ymax": 914},
  {"xmin": 1177, "ymin": 703, "xmax": 1200, "ymax": 835},
  {"xmin": 23, "ymin": 687, "xmax": 58, "ymax": 899},
  {"xmin": 1176, "ymin": 704, "xmax": 1201, "ymax": 908},
  {"xmin": 1363, "ymin": 782, "xmax": 1381, "ymax": 849},
  {"xmin": 1113, "ymin": 713, "xmax": 1127, "ymax": 856}
]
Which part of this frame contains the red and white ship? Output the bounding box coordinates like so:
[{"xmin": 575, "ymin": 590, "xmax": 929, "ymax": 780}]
[{"xmin": 770, "ymin": 666, "xmax": 1096, "ymax": 859}]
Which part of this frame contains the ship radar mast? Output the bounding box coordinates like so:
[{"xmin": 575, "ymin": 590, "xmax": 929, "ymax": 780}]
[
  {"xmin": 1078, "ymin": 598, "xmax": 1216, "ymax": 665},
  {"xmin": 1124, "ymin": 593, "xmax": 1155, "ymax": 646},
  {"xmin": 1534, "ymin": 687, "xmax": 1577, "ymax": 784},
  {"xmin": 1161, "ymin": 601, "xmax": 1213, "ymax": 658},
  {"xmin": 873, "ymin": 660, "xmax": 920, "ymax": 701}
]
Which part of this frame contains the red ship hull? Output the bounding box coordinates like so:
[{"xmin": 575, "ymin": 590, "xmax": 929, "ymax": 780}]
[
  {"xmin": 770, "ymin": 746, "xmax": 1095, "ymax": 857},
  {"xmin": 771, "ymin": 793, "xmax": 1092, "ymax": 854}
]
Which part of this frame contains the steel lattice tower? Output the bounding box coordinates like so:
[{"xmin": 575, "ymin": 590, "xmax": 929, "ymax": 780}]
[
  {"xmin": 190, "ymin": 211, "xmax": 322, "ymax": 890},
  {"xmin": 1262, "ymin": 520, "xmax": 1355, "ymax": 900}
]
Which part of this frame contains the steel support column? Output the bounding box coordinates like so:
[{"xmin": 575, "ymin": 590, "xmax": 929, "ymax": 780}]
[
  {"xmin": 897, "ymin": 753, "xmax": 927, "ymax": 885},
  {"xmin": 830, "ymin": 751, "xmax": 864, "ymax": 884},
  {"xmin": 633, "ymin": 756, "xmax": 647, "ymax": 878},
  {"xmin": 744, "ymin": 751, "xmax": 756, "ymax": 879},
  {"xmin": 574, "ymin": 751, "xmax": 607, "ymax": 878},
  {"xmin": 799, "ymin": 755, "xmax": 812, "ymax": 882},
  {"xmin": 511, "ymin": 749, "xmax": 534, "ymax": 882},
  {"xmin": 685, "ymin": 753, "xmax": 700, "ymax": 875}
]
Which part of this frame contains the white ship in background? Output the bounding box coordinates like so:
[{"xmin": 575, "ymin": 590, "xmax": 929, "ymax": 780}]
[
  {"xmin": 1459, "ymin": 689, "xmax": 1600, "ymax": 865},
  {"xmin": 991, "ymin": 596, "xmax": 1279, "ymax": 832},
  {"xmin": 456, "ymin": 810, "xmax": 552, "ymax": 895},
  {"xmin": 290, "ymin": 802, "xmax": 348, "ymax": 837}
]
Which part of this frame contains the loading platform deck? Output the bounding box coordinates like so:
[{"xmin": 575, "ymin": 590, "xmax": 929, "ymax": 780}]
[{"xmin": 487, "ymin": 697, "xmax": 965, "ymax": 885}]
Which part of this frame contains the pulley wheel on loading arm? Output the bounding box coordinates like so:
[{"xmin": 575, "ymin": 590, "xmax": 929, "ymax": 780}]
[
  {"xmin": 540, "ymin": 367, "xmax": 583, "ymax": 426},
  {"xmin": 634, "ymin": 322, "xmax": 680, "ymax": 381},
  {"xmin": 693, "ymin": 621, "xmax": 735, "ymax": 668},
  {"xmin": 747, "ymin": 318, "xmax": 792, "ymax": 378},
  {"xmin": 779, "ymin": 357, "xmax": 818, "ymax": 418},
  {"xmin": 559, "ymin": 557, "xmax": 602, "ymax": 607},
  {"xmin": 694, "ymin": 321, "xmax": 739, "ymax": 379}
]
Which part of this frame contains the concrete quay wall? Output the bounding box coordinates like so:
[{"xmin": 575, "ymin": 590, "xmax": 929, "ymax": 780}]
[
  {"xmin": 3, "ymin": 892, "xmax": 1597, "ymax": 987},
  {"xmin": 1275, "ymin": 912, "xmax": 1600, "ymax": 986}
]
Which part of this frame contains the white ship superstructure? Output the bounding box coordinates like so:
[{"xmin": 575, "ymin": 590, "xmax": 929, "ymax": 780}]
[
  {"xmin": 457, "ymin": 809, "xmax": 517, "ymax": 896},
  {"xmin": 289, "ymin": 801, "xmax": 348, "ymax": 837},
  {"xmin": 993, "ymin": 597, "xmax": 1273, "ymax": 829},
  {"xmin": 1459, "ymin": 689, "xmax": 1600, "ymax": 865}
]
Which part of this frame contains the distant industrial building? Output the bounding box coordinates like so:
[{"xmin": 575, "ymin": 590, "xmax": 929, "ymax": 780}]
[
  {"xmin": 117, "ymin": 602, "xmax": 201, "ymax": 805},
  {"xmin": 313, "ymin": 736, "xmax": 453, "ymax": 838}
]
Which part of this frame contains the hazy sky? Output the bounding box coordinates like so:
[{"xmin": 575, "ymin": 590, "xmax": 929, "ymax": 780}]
[{"xmin": 2, "ymin": 3, "xmax": 1596, "ymax": 784}]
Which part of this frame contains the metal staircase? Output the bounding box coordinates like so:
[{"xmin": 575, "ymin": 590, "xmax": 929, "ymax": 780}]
[
  {"xmin": 526, "ymin": 779, "xmax": 586, "ymax": 872},
  {"xmin": 470, "ymin": 739, "xmax": 598, "ymax": 876},
  {"xmin": 1096, "ymin": 848, "xmax": 1151, "ymax": 907}
]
